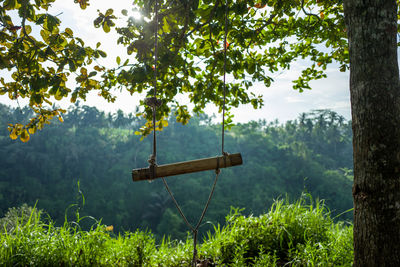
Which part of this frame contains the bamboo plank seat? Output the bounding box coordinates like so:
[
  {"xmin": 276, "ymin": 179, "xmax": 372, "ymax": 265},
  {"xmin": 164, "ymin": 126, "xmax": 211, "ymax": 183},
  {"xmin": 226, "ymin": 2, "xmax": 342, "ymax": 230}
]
[{"xmin": 132, "ymin": 153, "xmax": 242, "ymax": 181}]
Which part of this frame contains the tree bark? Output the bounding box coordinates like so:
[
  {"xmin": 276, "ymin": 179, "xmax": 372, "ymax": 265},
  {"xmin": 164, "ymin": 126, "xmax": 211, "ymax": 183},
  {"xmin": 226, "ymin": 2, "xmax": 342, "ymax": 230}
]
[{"xmin": 344, "ymin": 0, "xmax": 400, "ymax": 265}]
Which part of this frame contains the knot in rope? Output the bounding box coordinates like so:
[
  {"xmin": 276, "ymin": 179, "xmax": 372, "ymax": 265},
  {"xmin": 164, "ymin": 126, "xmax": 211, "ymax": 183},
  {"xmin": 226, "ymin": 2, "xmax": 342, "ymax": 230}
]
[
  {"xmin": 148, "ymin": 154, "xmax": 156, "ymax": 180},
  {"xmin": 144, "ymin": 97, "xmax": 162, "ymax": 108}
]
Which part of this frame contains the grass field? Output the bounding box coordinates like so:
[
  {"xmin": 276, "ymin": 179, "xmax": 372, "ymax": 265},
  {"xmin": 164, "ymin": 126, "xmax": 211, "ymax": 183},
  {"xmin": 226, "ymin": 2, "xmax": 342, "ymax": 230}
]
[{"xmin": 0, "ymin": 194, "xmax": 353, "ymax": 266}]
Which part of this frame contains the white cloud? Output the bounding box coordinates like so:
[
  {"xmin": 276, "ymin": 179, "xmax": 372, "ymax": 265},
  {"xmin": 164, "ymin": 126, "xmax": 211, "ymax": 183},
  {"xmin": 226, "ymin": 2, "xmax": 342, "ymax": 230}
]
[{"xmin": 285, "ymin": 96, "xmax": 305, "ymax": 103}]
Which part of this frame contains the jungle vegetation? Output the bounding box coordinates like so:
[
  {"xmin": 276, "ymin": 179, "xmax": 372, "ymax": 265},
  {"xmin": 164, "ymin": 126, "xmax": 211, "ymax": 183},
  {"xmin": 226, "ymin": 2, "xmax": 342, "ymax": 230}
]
[{"xmin": 0, "ymin": 103, "xmax": 353, "ymax": 240}]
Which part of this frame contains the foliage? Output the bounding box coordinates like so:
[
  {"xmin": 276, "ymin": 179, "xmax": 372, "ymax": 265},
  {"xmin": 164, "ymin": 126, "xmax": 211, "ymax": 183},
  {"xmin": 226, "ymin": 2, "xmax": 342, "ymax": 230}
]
[
  {"xmin": 0, "ymin": 196, "xmax": 353, "ymax": 266},
  {"xmin": 0, "ymin": 103, "xmax": 353, "ymax": 240},
  {"xmin": 0, "ymin": 0, "xmax": 111, "ymax": 141},
  {"xmin": 113, "ymin": 0, "xmax": 350, "ymax": 134},
  {"xmin": 0, "ymin": 203, "xmax": 43, "ymax": 233},
  {"xmin": 0, "ymin": 0, "xmax": 357, "ymax": 138},
  {"xmin": 204, "ymin": 194, "xmax": 353, "ymax": 266}
]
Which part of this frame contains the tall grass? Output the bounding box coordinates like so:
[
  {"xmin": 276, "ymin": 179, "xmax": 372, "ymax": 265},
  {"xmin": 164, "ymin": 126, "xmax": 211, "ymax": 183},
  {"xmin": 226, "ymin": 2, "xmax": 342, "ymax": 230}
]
[{"xmin": 0, "ymin": 194, "xmax": 353, "ymax": 266}]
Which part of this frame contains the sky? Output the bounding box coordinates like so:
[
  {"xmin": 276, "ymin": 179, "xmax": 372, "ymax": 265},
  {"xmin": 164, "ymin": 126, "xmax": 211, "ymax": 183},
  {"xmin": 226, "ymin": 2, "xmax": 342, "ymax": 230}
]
[{"xmin": 0, "ymin": 0, "xmax": 351, "ymax": 123}]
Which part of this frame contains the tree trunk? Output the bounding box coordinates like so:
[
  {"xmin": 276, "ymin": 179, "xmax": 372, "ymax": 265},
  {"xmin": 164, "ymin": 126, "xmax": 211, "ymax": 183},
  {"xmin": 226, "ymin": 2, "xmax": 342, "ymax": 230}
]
[{"xmin": 344, "ymin": 0, "xmax": 400, "ymax": 265}]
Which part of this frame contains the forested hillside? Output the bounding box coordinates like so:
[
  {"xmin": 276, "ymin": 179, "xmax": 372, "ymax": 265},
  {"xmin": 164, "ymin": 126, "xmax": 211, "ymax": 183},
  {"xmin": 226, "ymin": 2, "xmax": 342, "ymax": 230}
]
[{"xmin": 0, "ymin": 103, "xmax": 353, "ymax": 239}]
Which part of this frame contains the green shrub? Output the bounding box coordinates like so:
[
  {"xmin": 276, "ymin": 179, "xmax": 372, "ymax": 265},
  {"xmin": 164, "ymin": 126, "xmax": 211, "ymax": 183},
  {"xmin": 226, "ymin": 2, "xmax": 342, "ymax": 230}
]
[
  {"xmin": 0, "ymin": 195, "xmax": 353, "ymax": 266},
  {"xmin": 200, "ymin": 193, "xmax": 353, "ymax": 266},
  {"xmin": 0, "ymin": 203, "xmax": 43, "ymax": 234}
]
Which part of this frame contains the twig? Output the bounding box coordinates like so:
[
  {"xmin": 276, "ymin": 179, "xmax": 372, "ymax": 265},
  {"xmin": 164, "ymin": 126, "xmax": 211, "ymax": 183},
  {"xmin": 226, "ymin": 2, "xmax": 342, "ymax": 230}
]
[{"xmin": 301, "ymin": 0, "xmax": 321, "ymax": 21}]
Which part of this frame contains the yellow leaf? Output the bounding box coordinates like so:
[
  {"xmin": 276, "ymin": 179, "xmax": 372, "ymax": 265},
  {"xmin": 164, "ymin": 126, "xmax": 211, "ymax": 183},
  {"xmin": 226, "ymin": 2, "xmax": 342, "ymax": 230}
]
[
  {"xmin": 10, "ymin": 129, "xmax": 18, "ymax": 140},
  {"xmin": 105, "ymin": 225, "xmax": 113, "ymax": 231},
  {"xmin": 20, "ymin": 129, "xmax": 30, "ymax": 143}
]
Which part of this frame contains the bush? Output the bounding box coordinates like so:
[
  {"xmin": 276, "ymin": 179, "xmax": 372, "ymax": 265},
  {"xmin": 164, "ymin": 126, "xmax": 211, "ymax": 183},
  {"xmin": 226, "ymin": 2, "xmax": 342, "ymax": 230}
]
[
  {"xmin": 200, "ymin": 193, "xmax": 353, "ymax": 266},
  {"xmin": 0, "ymin": 195, "xmax": 353, "ymax": 266},
  {"xmin": 0, "ymin": 203, "xmax": 43, "ymax": 234}
]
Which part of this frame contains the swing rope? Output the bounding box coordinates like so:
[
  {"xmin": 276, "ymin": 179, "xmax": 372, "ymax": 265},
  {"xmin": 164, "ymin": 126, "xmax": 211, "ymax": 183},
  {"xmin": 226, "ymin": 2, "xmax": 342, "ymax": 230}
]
[
  {"xmin": 146, "ymin": 0, "xmax": 161, "ymax": 180},
  {"xmin": 161, "ymin": 164, "xmax": 220, "ymax": 266},
  {"xmin": 148, "ymin": 0, "xmax": 229, "ymax": 265},
  {"xmin": 152, "ymin": 0, "xmax": 158, "ymax": 161},
  {"xmin": 222, "ymin": 0, "xmax": 228, "ymax": 156}
]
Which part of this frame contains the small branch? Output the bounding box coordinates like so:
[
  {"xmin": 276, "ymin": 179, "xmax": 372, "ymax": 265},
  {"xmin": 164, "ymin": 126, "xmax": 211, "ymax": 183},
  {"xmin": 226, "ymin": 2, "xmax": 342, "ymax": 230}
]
[{"xmin": 301, "ymin": 0, "xmax": 321, "ymax": 21}]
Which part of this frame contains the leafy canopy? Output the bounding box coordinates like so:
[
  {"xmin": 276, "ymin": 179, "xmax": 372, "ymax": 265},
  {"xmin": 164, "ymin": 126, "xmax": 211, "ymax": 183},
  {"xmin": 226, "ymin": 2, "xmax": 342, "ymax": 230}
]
[
  {"xmin": 0, "ymin": 0, "xmax": 353, "ymax": 140},
  {"xmin": 0, "ymin": 0, "xmax": 108, "ymax": 141}
]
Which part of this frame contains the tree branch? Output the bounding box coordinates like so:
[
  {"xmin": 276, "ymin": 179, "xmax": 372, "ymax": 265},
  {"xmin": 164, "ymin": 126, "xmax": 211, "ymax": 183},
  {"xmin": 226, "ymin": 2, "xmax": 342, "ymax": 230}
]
[{"xmin": 301, "ymin": 0, "xmax": 321, "ymax": 21}]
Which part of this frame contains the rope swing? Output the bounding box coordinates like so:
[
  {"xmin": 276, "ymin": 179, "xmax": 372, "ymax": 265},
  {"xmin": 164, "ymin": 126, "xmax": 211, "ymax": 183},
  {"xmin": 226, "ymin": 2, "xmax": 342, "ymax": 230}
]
[{"xmin": 131, "ymin": 1, "xmax": 242, "ymax": 265}]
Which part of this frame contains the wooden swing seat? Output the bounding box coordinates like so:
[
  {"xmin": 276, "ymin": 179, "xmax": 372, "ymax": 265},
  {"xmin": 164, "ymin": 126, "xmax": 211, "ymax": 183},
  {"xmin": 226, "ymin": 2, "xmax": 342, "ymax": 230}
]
[{"xmin": 132, "ymin": 153, "xmax": 242, "ymax": 181}]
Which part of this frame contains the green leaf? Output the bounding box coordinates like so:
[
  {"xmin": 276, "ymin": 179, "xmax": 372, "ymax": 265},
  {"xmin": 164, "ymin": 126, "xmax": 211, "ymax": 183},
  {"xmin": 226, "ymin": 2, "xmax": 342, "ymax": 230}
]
[
  {"xmin": 121, "ymin": 9, "xmax": 128, "ymax": 16},
  {"xmin": 3, "ymin": 0, "xmax": 18, "ymax": 10},
  {"xmin": 44, "ymin": 46, "xmax": 57, "ymax": 58},
  {"xmin": 248, "ymin": 62, "xmax": 255, "ymax": 74},
  {"xmin": 98, "ymin": 50, "xmax": 107, "ymax": 57},
  {"xmin": 116, "ymin": 56, "xmax": 121, "ymax": 65},
  {"xmin": 40, "ymin": 29, "xmax": 50, "ymax": 44},
  {"xmin": 43, "ymin": 14, "xmax": 60, "ymax": 34},
  {"xmin": 65, "ymin": 27, "xmax": 73, "ymax": 36},
  {"xmin": 88, "ymin": 71, "xmax": 97, "ymax": 77},
  {"xmin": 54, "ymin": 89, "xmax": 63, "ymax": 100},
  {"xmin": 57, "ymin": 59, "xmax": 67, "ymax": 72},
  {"xmin": 36, "ymin": 14, "xmax": 45, "ymax": 25},
  {"xmin": 75, "ymin": 37, "xmax": 84, "ymax": 46},
  {"xmin": 105, "ymin": 9, "xmax": 114, "ymax": 17},
  {"xmin": 32, "ymin": 93, "xmax": 43, "ymax": 105},
  {"xmin": 162, "ymin": 17, "xmax": 170, "ymax": 33},
  {"xmin": 102, "ymin": 21, "xmax": 110, "ymax": 33},
  {"xmin": 68, "ymin": 60, "xmax": 76, "ymax": 71},
  {"xmin": 23, "ymin": 25, "xmax": 32, "ymax": 35},
  {"xmin": 94, "ymin": 16, "xmax": 103, "ymax": 28}
]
